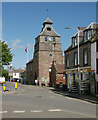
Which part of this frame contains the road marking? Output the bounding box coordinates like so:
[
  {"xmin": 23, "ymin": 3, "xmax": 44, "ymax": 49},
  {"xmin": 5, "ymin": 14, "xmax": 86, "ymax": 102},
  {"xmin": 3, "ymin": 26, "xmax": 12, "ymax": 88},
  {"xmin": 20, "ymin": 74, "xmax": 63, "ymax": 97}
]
[
  {"xmin": 62, "ymin": 109, "xmax": 96, "ymax": 118},
  {"xmin": 13, "ymin": 111, "xmax": 25, "ymax": 113},
  {"xmin": 0, "ymin": 111, "xmax": 8, "ymax": 114},
  {"xmin": 31, "ymin": 110, "xmax": 43, "ymax": 113},
  {"xmin": 48, "ymin": 109, "xmax": 62, "ymax": 112}
]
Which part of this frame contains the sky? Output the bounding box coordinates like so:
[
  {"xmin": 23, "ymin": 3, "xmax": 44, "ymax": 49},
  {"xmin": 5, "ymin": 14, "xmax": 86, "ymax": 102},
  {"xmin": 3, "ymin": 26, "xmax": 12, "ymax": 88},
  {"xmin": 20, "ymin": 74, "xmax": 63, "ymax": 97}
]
[{"xmin": 2, "ymin": 2, "xmax": 96, "ymax": 69}]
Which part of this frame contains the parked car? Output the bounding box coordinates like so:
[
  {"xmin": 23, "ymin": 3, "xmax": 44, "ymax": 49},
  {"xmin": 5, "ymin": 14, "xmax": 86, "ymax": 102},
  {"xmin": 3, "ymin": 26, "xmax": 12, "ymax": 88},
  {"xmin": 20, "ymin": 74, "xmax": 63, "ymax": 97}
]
[
  {"xmin": 11, "ymin": 78, "xmax": 21, "ymax": 82},
  {"xmin": 11, "ymin": 78, "xmax": 14, "ymax": 82},
  {"xmin": 0, "ymin": 77, "xmax": 5, "ymax": 84}
]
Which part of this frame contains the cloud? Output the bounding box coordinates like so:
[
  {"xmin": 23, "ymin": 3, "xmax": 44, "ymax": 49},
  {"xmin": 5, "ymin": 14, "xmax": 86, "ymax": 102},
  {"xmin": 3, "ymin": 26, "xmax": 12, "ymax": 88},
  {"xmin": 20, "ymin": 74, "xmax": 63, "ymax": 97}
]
[{"xmin": 11, "ymin": 39, "xmax": 25, "ymax": 50}]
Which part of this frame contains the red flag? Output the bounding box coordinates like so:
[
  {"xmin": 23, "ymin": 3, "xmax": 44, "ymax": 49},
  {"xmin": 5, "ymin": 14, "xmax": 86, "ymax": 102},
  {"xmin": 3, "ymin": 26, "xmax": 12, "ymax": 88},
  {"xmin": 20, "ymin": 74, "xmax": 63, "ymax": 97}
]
[{"xmin": 25, "ymin": 47, "xmax": 27, "ymax": 52}]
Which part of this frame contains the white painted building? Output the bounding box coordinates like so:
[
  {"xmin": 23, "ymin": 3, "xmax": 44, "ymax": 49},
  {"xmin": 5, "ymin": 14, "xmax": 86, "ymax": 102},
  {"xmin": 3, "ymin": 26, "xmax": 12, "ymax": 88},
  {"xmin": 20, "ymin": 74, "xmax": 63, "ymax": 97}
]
[
  {"xmin": 13, "ymin": 73, "xmax": 20, "ymax": 78},
  {"xmin": 91, "ymin": 30, "xmax": 98, "ymax": 95}
]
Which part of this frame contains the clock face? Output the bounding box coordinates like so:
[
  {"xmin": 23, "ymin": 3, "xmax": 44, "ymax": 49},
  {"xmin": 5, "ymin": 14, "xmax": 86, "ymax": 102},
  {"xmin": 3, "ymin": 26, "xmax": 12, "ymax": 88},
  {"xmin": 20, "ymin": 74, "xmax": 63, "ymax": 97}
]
[{"xmin": 49, "ymin": 37, "xmax": 51, "ymax": 41}]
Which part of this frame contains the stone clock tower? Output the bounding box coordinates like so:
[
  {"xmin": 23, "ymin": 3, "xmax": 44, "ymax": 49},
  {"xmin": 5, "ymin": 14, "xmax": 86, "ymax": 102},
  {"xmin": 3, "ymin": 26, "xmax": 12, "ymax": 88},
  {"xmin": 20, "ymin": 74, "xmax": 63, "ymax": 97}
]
[{"xmin": 33, "ymin": 17, "xmax": 63, "ymax": 86}]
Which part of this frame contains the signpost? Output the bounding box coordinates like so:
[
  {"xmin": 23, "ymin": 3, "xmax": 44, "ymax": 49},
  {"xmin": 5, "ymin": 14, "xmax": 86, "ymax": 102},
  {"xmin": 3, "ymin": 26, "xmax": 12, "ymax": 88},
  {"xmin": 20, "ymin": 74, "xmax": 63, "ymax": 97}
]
[{"xmin": 9, "ymin": 70, "xmax": 13, "ymax": 77}]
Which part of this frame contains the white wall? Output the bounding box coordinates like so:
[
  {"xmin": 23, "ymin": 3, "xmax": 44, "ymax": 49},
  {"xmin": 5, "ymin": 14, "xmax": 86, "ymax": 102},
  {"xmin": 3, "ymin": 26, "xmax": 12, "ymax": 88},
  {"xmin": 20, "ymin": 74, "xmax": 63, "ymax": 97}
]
[
  {"xmin": 13, "ymin": 73, "xmax": 20, "ymax": 78},
  {"xmin": 91, "ymin": 42, "xmax": 96, "ymax": 72},
  {"xmin": 91, "ymin": 41, "xmax": 98, "ymax": 82}
]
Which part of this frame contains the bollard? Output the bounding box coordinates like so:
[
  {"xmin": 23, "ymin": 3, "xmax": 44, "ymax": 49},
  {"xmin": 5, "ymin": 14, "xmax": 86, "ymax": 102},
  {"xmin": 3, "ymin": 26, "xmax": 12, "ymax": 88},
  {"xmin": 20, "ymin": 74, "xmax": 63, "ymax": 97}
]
[
  {"xmin": 15, "ymin": 82, "xmax": 17, "ymax": 90},
  {"xmin": 3, "ymin": 82, "xmax": 6, "ymax": 92}
]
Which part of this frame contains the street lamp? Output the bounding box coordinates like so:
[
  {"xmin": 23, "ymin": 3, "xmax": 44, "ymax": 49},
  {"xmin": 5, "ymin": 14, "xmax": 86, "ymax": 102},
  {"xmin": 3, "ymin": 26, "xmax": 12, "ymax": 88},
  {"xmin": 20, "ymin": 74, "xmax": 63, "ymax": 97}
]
[
  {"xmin": 65, "ymin": 27, "xmax": 81, "ymax": 95},
  {"xmin": 9, "ymin": 64, "xmax": 12, "ymax": 82}
]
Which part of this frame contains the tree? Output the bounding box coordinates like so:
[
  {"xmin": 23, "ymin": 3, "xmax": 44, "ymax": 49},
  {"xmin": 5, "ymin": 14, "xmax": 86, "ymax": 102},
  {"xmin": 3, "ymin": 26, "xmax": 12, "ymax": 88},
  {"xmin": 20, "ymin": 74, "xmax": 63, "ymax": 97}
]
[
  {"xmin": 2, "ymin": 68, "xmax": 9, "ymax": 79},
  {"xmin": 0, "ymin": 40, "xmax": 13, "ymax": 77},
  {"xmin": 1, "ymin": 40, "xmax": 13, "ymax": 65}
]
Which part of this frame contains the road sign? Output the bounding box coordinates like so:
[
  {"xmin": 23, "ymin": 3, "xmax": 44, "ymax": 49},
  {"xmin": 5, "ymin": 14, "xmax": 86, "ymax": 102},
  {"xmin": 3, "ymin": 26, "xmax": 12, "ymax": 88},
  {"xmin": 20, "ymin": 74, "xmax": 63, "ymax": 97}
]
[{"xmin": 9, "ymin": 70, "xmax": 13, "ymax": 76}]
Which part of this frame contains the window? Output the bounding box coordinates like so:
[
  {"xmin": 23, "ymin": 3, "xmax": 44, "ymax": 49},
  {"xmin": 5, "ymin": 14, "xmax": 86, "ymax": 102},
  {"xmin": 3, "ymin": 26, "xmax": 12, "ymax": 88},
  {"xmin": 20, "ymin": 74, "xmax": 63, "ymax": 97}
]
[
  {"xmin": 96, "ymin": 58, "xmax": 98, "ymax": 74},
  {"xmin": 84, "ymin": 49, "xmax": 88, "ymax": 65},
  {"xmin": 47, "ymin": 27, "xmax": 51, "ymax": 31},
  {"xmin": 66, "ymin": 55, "xmax": 69, "ymax": 68},
  {"xmin": 45, "ymin": 37, "xmax": 47, "ymax": 41},
  {"xmin": 88, "ymin": 30, "xmax": 92, "ymax": 39},
  {"xmin": 53, "ymin": 37, "xmax": 55, "ymax": 42},
  {"xmin": 96, "ymin": 40, "xmax": 98, "ymax": 52},
  {"xmin": 84, "ymin": 31, "xmax": 88, "ymax": 42},
  {"xmin": 72, "ymin": 38, "xmax": 75, "ymax": 47},
  {"xmin": 74, "ymin": 52, "xmax": 77, "ymax": 66},
  {"xmin": 74, "ymin": 37, "xmax": 77, "ymax": 46}
]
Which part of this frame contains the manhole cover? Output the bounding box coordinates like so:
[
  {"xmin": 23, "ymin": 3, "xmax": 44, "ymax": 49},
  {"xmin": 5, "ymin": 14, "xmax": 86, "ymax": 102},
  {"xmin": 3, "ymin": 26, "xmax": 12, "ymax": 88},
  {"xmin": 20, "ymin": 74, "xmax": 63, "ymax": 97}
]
[{"xmin": 36, "ymin": 96, "xmax": 42, "ymax": 98}]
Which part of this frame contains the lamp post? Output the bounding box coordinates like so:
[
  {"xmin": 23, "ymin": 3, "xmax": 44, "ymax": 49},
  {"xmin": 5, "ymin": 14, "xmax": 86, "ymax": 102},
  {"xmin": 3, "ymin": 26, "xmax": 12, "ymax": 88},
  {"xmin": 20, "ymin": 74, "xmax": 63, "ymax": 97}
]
[
  {"xmin": 49, "ymin": 68, "xmax": 52, "ymax": 86},
  {"xmin": 65, "ymin": 27, "xmax": 81, "ymax": 95},
  {"xmin": 9, "ymin": 64, "xmax": 12, "ymax": 83},
  {"xmin": 0, "ymin": 40, "xmax": 2, "ymax": 77}
]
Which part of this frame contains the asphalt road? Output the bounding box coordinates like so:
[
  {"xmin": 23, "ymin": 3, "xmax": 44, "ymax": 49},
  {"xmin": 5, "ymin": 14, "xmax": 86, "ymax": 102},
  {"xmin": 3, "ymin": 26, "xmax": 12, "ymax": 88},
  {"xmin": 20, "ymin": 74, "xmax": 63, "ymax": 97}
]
[{"xmin": 0, "ymin": 82, "xmax": 96, "ymax": 118}]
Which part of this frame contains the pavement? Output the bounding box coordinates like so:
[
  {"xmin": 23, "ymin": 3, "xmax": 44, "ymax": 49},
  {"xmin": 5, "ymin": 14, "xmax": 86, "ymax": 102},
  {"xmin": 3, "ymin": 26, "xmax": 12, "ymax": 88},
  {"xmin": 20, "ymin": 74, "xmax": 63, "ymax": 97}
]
[{"xmin": 48, "ymin": 87, "xmax": 97, "ymax": 104}]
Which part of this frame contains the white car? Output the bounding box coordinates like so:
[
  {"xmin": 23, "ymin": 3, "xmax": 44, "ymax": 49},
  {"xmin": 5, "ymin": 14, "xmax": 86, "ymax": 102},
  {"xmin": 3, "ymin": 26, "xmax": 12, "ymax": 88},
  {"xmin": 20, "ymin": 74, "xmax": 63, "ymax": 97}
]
[{"xmin": 0, "ymin": 77, "xmax": 5, "ymax": 84}]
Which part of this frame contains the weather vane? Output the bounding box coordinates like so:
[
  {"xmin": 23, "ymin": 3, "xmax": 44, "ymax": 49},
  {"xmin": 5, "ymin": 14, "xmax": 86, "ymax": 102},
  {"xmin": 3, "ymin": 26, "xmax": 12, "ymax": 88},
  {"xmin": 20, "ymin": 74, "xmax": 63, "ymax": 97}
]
[{"xmin": 47, "ymin": 8, "xmax": 48, "ymax": 17}]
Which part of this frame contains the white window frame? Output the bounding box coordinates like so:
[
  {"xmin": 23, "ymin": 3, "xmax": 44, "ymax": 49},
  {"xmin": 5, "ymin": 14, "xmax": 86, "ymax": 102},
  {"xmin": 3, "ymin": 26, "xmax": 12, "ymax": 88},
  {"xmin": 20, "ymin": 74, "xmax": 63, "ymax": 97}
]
[
  {"xmin": 84, "ymin": 31, "xmax": 87, "ymax": 42},
  {"xmin": 74, "ymin": 52, "xmax": 77, "ymax": 66},
  {"xmin": 66, "ymin": 56, "xmax": 69, "ymax": 68},
  {"xmin": 88, "ymin": 30, "xmax": 92, "ymax": 39},
  {"xmin": 72, "ymin": 38, "xmax": 75, "ymax": 47},
  {"xmin": 84, "ymin": 49, "xmax": 88, "ymax": 65}
]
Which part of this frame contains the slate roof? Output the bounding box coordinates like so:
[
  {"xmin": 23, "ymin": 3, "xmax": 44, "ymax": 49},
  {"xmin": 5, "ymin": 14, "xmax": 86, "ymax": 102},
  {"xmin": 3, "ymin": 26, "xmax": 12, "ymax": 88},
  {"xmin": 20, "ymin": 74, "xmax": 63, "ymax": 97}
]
[
  {"xmin": 43, "ymin": 17, "xmax": 53, "ymax": 25},
  {"xmin": 39, "ymin": 17, "xmax": 60, "ymax": 37}
]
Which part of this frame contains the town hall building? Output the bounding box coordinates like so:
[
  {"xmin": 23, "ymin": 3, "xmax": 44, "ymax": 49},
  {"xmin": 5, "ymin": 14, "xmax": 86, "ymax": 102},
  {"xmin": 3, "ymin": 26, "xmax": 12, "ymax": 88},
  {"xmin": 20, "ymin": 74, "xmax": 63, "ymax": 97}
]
[{"xmin": 26, "ymin": 17, "xmax": 64, "ymax": 86}]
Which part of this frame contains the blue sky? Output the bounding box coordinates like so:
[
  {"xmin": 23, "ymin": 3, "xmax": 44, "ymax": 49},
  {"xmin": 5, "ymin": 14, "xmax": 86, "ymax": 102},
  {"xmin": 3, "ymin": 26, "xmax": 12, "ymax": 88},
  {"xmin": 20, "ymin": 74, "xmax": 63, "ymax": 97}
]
[{"xmin": 2, "ymin": 2, "xmax": 96, "ymax": 69}]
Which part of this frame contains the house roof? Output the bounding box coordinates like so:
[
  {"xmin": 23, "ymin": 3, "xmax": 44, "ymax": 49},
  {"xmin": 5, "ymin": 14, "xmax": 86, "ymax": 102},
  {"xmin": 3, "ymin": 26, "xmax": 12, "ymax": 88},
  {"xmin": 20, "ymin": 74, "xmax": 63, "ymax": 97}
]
[
  {"xmin": 43, "ymin": 17, "xmax": 53, "ymax": 25},
  {"xmin": 38, "ymin": 17, "xmax": 60, "ymax": 37},
  {"xmin": 26, "ymin": 58, "xmax": 33, "ymax": 65},
  {"xmin": 39, "ymin": 26, "xmax": 60, "ymax": 37},
  {"xmin": 90, "ymin": 32, "xmax": 98, "ymax": 43},
  {"xmin": 64, "ymin": 45, "xmax": 72, "ymax": 53}
]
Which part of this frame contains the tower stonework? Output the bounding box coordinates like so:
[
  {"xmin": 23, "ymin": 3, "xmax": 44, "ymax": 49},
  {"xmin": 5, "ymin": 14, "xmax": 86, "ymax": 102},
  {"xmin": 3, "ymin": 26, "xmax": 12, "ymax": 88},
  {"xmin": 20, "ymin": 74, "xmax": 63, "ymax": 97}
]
[{"xmin": 32, "ymin": 17, "xmax": 63, "ymax": 86}]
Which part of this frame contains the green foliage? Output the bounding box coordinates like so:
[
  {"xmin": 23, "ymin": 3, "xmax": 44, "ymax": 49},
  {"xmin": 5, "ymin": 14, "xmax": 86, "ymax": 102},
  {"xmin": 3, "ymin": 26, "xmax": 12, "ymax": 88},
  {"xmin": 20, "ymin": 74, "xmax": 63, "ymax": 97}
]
[
  {"xmin": 2, "ymin": 68, "xmax": 9, "ymax": 79},
  {"xmin": 0, "ymin": 40, "xmax": 13, "ymax": 65}
]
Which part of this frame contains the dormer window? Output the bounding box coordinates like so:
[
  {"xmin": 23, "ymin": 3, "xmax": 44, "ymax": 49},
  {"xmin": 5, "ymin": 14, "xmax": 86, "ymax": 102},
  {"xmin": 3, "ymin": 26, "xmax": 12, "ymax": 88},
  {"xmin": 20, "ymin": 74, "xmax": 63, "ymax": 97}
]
[
  {"xmin": 74, "ymin": 37, "xmax": 77, "ymax": 46},
  {"xmin": 88, "ymin": 30, "xmax": 92, "ymax": 39},
  {"xmin": 47, "ymin": 27, "xmax": 51, "ymax": 31},
  {"xmin": 84, "ymin": 30, "xmax": 92, "ymax": 42},
  {"xmin": 84, "ymin": 31, "xmax": 88, "ymax": 42},
  {"xmin": 72, "ymin": 37, "xmax": 77, "ymax": 47}
]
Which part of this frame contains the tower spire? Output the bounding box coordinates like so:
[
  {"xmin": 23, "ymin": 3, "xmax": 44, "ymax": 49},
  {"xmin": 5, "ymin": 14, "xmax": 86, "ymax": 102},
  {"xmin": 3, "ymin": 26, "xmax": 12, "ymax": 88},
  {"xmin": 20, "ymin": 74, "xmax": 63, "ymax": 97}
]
[{"xmin": 46, "ymin": 8, "xmax": 48, "ymax": 18}]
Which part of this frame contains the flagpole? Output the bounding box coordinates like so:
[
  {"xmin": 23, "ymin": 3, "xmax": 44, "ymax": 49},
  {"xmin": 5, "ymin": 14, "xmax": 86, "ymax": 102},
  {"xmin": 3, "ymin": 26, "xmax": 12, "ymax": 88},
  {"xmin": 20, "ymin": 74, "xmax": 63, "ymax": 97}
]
[{"xmin": 27, "ymin": 47, "xmax": 28, "ymax": 63}]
